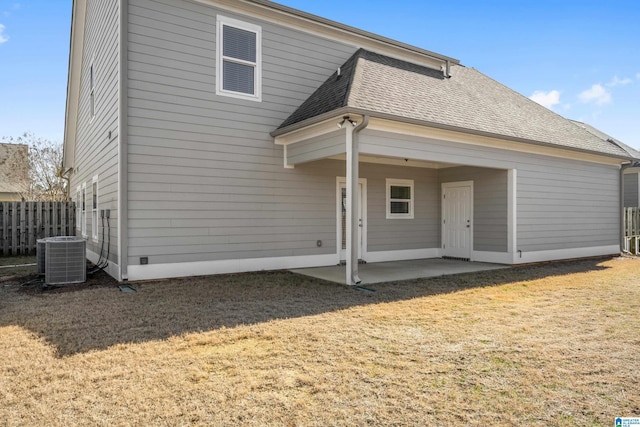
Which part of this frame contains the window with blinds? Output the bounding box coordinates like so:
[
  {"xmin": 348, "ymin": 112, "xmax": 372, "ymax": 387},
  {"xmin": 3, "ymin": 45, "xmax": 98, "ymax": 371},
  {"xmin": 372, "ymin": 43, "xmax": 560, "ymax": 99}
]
[{"xmin": 216, "ymin": 16, "xmax": 262, "ymax": 101}]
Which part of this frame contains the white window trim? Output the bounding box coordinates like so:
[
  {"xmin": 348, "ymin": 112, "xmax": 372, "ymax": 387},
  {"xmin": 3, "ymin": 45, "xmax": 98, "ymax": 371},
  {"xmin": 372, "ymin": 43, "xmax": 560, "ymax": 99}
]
[
  {"xmin": 91, "ymin": 175, "xmax": 99, "ymax": 241},
  {"xmin": 386, "ymin": 178, "xmax": 414, "ymax": 219},
  {"xmin": 81, "ymin": 183, "xmax": 87, "ymax": 238},
  {"xmin": 216, "ymin": 15, "xmax": 262, "ymax": 102}
]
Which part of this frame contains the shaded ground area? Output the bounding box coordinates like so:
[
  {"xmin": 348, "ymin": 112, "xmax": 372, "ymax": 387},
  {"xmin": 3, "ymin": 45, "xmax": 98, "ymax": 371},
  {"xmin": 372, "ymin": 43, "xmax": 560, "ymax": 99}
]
[{"xmin": 0, "ymin": 256, "xmax": 639, "ymax": 425}]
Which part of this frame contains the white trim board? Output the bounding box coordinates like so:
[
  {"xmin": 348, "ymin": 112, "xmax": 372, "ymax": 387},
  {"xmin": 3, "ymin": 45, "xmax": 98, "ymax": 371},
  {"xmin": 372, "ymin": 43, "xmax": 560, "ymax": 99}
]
[
  {"xmin": 86, "ymin": 248, "xmax": 121, "ymax": 281},
  {"xmin": 514, "ymin": 245, "xmax": 620, "ymax": 264},
  {"xmin": 365, "ymin": 248, "xmax": 442, "ymax": 263},
  {"xmin": 127, "ymin": 254, "xmax": 337, "ymax": 282},
  {"xmin": 472, "ymin": 251, "xmax": 512, "ymax": 264},
  {"xmin": 125, "ymin": 244, "xmax": 621, "ymax": 282}
]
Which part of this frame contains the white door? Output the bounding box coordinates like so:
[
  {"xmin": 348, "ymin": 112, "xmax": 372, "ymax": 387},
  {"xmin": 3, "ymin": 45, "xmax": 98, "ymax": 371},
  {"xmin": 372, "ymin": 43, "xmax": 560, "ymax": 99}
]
[
  {"xmin": 338, "ymin": 180, "xmax": 365, "ymax": 261},
  {"xmin": 442, "ymin": 181, "xmax": 473, "ymax": 260}
]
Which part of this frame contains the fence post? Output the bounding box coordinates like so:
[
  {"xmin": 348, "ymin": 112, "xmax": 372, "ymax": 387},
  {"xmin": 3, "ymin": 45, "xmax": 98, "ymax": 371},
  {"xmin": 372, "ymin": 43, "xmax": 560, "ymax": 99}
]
[{"xmin": 1, "ymin": 203, "xmax": 8, "ymax": 255}]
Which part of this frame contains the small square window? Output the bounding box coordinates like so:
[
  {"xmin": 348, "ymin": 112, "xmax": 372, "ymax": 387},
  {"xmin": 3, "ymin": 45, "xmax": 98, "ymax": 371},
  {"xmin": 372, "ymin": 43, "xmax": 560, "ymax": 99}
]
[
  {"xmin": 386, "ymin": 179, "xmax": 414, "ymax": 219},
  {"xmin": 216, "ymin": 15, "xmax": 262, "ymax": 102}
]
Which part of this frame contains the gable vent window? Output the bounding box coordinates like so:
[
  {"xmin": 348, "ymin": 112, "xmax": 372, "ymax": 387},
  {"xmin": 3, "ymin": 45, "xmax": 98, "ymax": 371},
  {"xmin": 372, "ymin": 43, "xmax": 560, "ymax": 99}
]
[{"xmin": 216, "ymin": 15, "xmax": 262, "ymax": 102}]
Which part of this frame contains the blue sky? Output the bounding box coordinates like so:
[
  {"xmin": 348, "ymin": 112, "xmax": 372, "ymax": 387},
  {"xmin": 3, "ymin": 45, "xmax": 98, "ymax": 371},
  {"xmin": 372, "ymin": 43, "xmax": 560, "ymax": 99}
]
[{"xmin": 1, "ymin": 0, "xmax": 639, "ymax": 149}]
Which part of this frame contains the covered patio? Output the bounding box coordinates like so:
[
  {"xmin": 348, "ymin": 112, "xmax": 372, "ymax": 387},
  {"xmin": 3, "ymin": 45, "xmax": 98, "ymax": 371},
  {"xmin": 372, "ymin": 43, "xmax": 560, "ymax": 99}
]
[
  {"xmin": 291, "ymin": 258, "xmax": 509, "ymax": 285},
  {"xmin": 273, "ymin": 49, "xmax": 625, "ymax": 286}
]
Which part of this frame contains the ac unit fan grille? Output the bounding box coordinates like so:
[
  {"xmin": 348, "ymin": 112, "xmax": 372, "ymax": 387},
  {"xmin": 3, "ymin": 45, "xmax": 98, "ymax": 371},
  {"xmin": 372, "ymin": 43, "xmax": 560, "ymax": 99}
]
[{"xmin": 44, "ymin": 237, "xmax": 86, "ymax": 285}]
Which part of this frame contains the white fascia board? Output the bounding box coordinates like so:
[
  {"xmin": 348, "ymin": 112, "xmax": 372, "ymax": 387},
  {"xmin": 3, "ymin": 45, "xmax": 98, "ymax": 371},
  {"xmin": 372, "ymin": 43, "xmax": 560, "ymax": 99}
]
[
  {"xmin": 274, "ymin": 114, "xmax": 360, "ymax": 145},
  {"xmin": 194, "ymin": 0, "xmax": 452, "ymax": 71},
  {"xmin": 63, "ymin": 0, "xmax": 88, "ymax": 173}
]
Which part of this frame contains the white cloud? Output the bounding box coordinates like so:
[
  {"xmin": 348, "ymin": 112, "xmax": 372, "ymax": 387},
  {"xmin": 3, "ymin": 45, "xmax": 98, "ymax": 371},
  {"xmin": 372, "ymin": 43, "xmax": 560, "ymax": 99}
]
[
  {"xmin": 529, "ymin": 90, "xmax": 561, "ymax": 109},
  {"xmin": 0, "ymin": 24, "xmax": 7, "ymax": 44},
  {"xmin": 637, "ymin": 73, "xmax": 640, "ymax": 80},
  {"xmin": 578, "ymin": 84, "xmax": 611, "ymax": 106},
  {"xmin": 606, "ymin": 75, "xmax": 633, "ymax": 87}
]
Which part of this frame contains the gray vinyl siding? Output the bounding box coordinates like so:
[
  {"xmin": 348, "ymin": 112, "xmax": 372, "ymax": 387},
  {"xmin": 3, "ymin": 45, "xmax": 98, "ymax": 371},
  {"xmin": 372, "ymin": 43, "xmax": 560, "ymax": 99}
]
[
  {"xmin": 624, "ymin": 173, "xmax": 639, "ymax": 207},
  {"xmin": 126, "ymin": 0, "xmax": 356, "ymax": 266},
  {"xmin": 363, "ymin": 164, "xmax": 439, "ymax": 252},
  {"xmin": 124, "ymin": 0, "xmax": 619, "ymax": 267},
  {"xmin": 361, "ymin": 129, "xmax": 619, "ymax": 254},
  {"xmin": 438, "ymin": 167, "xmax": 508, "ymax": 252},
  {"xmin": 287, "ymin": 130, "xmax": 345, "ymax": 165},
  {"xmin": 70, "ymin": 0, "xmax": 119, "ymax": 264}
]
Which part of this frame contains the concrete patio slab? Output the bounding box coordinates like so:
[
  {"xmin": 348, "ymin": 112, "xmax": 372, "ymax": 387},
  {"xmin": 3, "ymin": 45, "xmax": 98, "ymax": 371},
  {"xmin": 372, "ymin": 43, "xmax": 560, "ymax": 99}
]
[{"xmin": 290, "ymin": 258, "xmax": 509, "ymax": 285}]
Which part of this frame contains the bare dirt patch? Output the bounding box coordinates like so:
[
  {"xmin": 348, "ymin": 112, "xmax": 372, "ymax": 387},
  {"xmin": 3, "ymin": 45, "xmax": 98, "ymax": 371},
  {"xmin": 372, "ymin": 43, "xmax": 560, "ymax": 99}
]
[{"xmin": 1, "ymin": 256, "xmax": 639, "ymax": 425}]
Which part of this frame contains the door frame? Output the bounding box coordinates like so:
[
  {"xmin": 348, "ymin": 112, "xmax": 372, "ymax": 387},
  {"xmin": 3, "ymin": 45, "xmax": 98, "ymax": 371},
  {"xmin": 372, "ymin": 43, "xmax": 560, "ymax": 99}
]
[
  {"xmin": 441, "ymin": 180, "xmax": 474, "ymax": 260},
  {"xmin": 336, "ymin": 177, "xmax": 367, "ymax": 263}
]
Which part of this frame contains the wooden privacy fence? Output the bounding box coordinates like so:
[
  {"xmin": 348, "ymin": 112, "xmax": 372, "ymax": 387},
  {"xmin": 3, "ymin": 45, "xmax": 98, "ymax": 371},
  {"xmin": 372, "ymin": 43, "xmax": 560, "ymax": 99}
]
[
  {"xmin": 624, "ymin": 207, "xmax": 640, "ymax": 255},
  {"xmin": 1, "ymin": 201, "xmax": 76, "ymax": 256}
]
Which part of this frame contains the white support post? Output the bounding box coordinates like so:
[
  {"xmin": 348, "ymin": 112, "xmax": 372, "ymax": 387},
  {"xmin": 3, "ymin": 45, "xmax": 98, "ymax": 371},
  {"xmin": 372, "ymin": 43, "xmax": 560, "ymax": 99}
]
[
  {"xmin": 344, "ymin": 120, "xmax": 361, "ymax": 285},
  {"xmin": 508, "ymin": 169, "xmax": 517, "ymax": 263}
]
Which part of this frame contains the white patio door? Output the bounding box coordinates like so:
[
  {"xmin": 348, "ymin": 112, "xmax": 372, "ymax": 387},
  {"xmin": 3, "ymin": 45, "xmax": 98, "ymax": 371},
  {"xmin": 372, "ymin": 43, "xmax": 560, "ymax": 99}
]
[
  {"xmin": 442, "ymin": 181, "xmax": 473, "ymax": 260},
  {"xmin": 337, "ymin": 179, "xmax": 365, "ymax": 261}
]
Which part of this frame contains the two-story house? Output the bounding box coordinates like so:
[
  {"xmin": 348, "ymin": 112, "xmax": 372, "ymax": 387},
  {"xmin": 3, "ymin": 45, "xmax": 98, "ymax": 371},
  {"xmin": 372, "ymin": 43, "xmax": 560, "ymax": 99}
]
[{"xmin": 63, "ymin": 0, "xmax": 638, "ymax": 283}]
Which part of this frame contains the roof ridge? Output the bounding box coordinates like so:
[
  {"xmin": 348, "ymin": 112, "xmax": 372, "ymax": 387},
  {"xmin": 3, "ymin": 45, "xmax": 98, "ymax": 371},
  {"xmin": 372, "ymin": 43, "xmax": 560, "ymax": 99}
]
[{"xmin": 342, "ymin": 49, "xmax": 366, "ymax": 109}]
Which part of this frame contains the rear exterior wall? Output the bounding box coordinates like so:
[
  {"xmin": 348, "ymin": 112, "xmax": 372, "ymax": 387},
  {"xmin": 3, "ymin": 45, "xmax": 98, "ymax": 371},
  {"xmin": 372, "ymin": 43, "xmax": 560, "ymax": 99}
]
[
  {"xmin": 124, "ymin": 0, "xmax": 619, "ymax": 270},
  {"xmin": 360, "ymin": 129, "xmax": 620, "ymax": 254},
  {"xmin": 126, "ymin": 0, "xmax": 358, "ymax": 266}
]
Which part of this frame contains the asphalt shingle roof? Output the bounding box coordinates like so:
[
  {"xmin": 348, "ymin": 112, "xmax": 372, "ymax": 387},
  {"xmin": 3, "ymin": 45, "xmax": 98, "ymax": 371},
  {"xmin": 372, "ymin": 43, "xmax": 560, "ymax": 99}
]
[
  {"xmin": 277, "ymin": 49, "xmax": 632, "ymax": 158},
  {"xmin": 570, "ymin": 120, "xmax": 640, "ymax": 158}
]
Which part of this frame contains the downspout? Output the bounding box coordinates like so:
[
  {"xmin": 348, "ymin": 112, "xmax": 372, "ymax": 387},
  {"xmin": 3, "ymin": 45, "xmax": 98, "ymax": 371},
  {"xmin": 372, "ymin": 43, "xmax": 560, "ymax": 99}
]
[{"xmin": 347, "ymin": 115, "xmax": 369, "ymax": 285}]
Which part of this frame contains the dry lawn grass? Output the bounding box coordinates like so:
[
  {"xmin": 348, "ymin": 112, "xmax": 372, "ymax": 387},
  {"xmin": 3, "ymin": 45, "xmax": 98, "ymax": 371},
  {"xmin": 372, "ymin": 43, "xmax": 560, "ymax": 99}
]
[
  {"xmin": 0, "ymin": 255, "xmax": 36, "ymax": 279},
  {"xmin": 1, "ymin": 256, "xmax": 639, "ymax": 426}
]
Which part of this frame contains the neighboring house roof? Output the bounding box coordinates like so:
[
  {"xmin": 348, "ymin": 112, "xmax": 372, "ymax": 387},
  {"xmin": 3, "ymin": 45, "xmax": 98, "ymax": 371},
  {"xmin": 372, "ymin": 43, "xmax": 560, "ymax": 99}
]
[
  {"xmin": 276, "ymin": 49, "xmax": 631, "ymax": 159},
  {"xmin": 0, "ymin": 143, "xmax": 29, "ymax": 194},
  {"xmin": 570, "ymin": 119, "xmax": 640, "ymax": 159}
]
